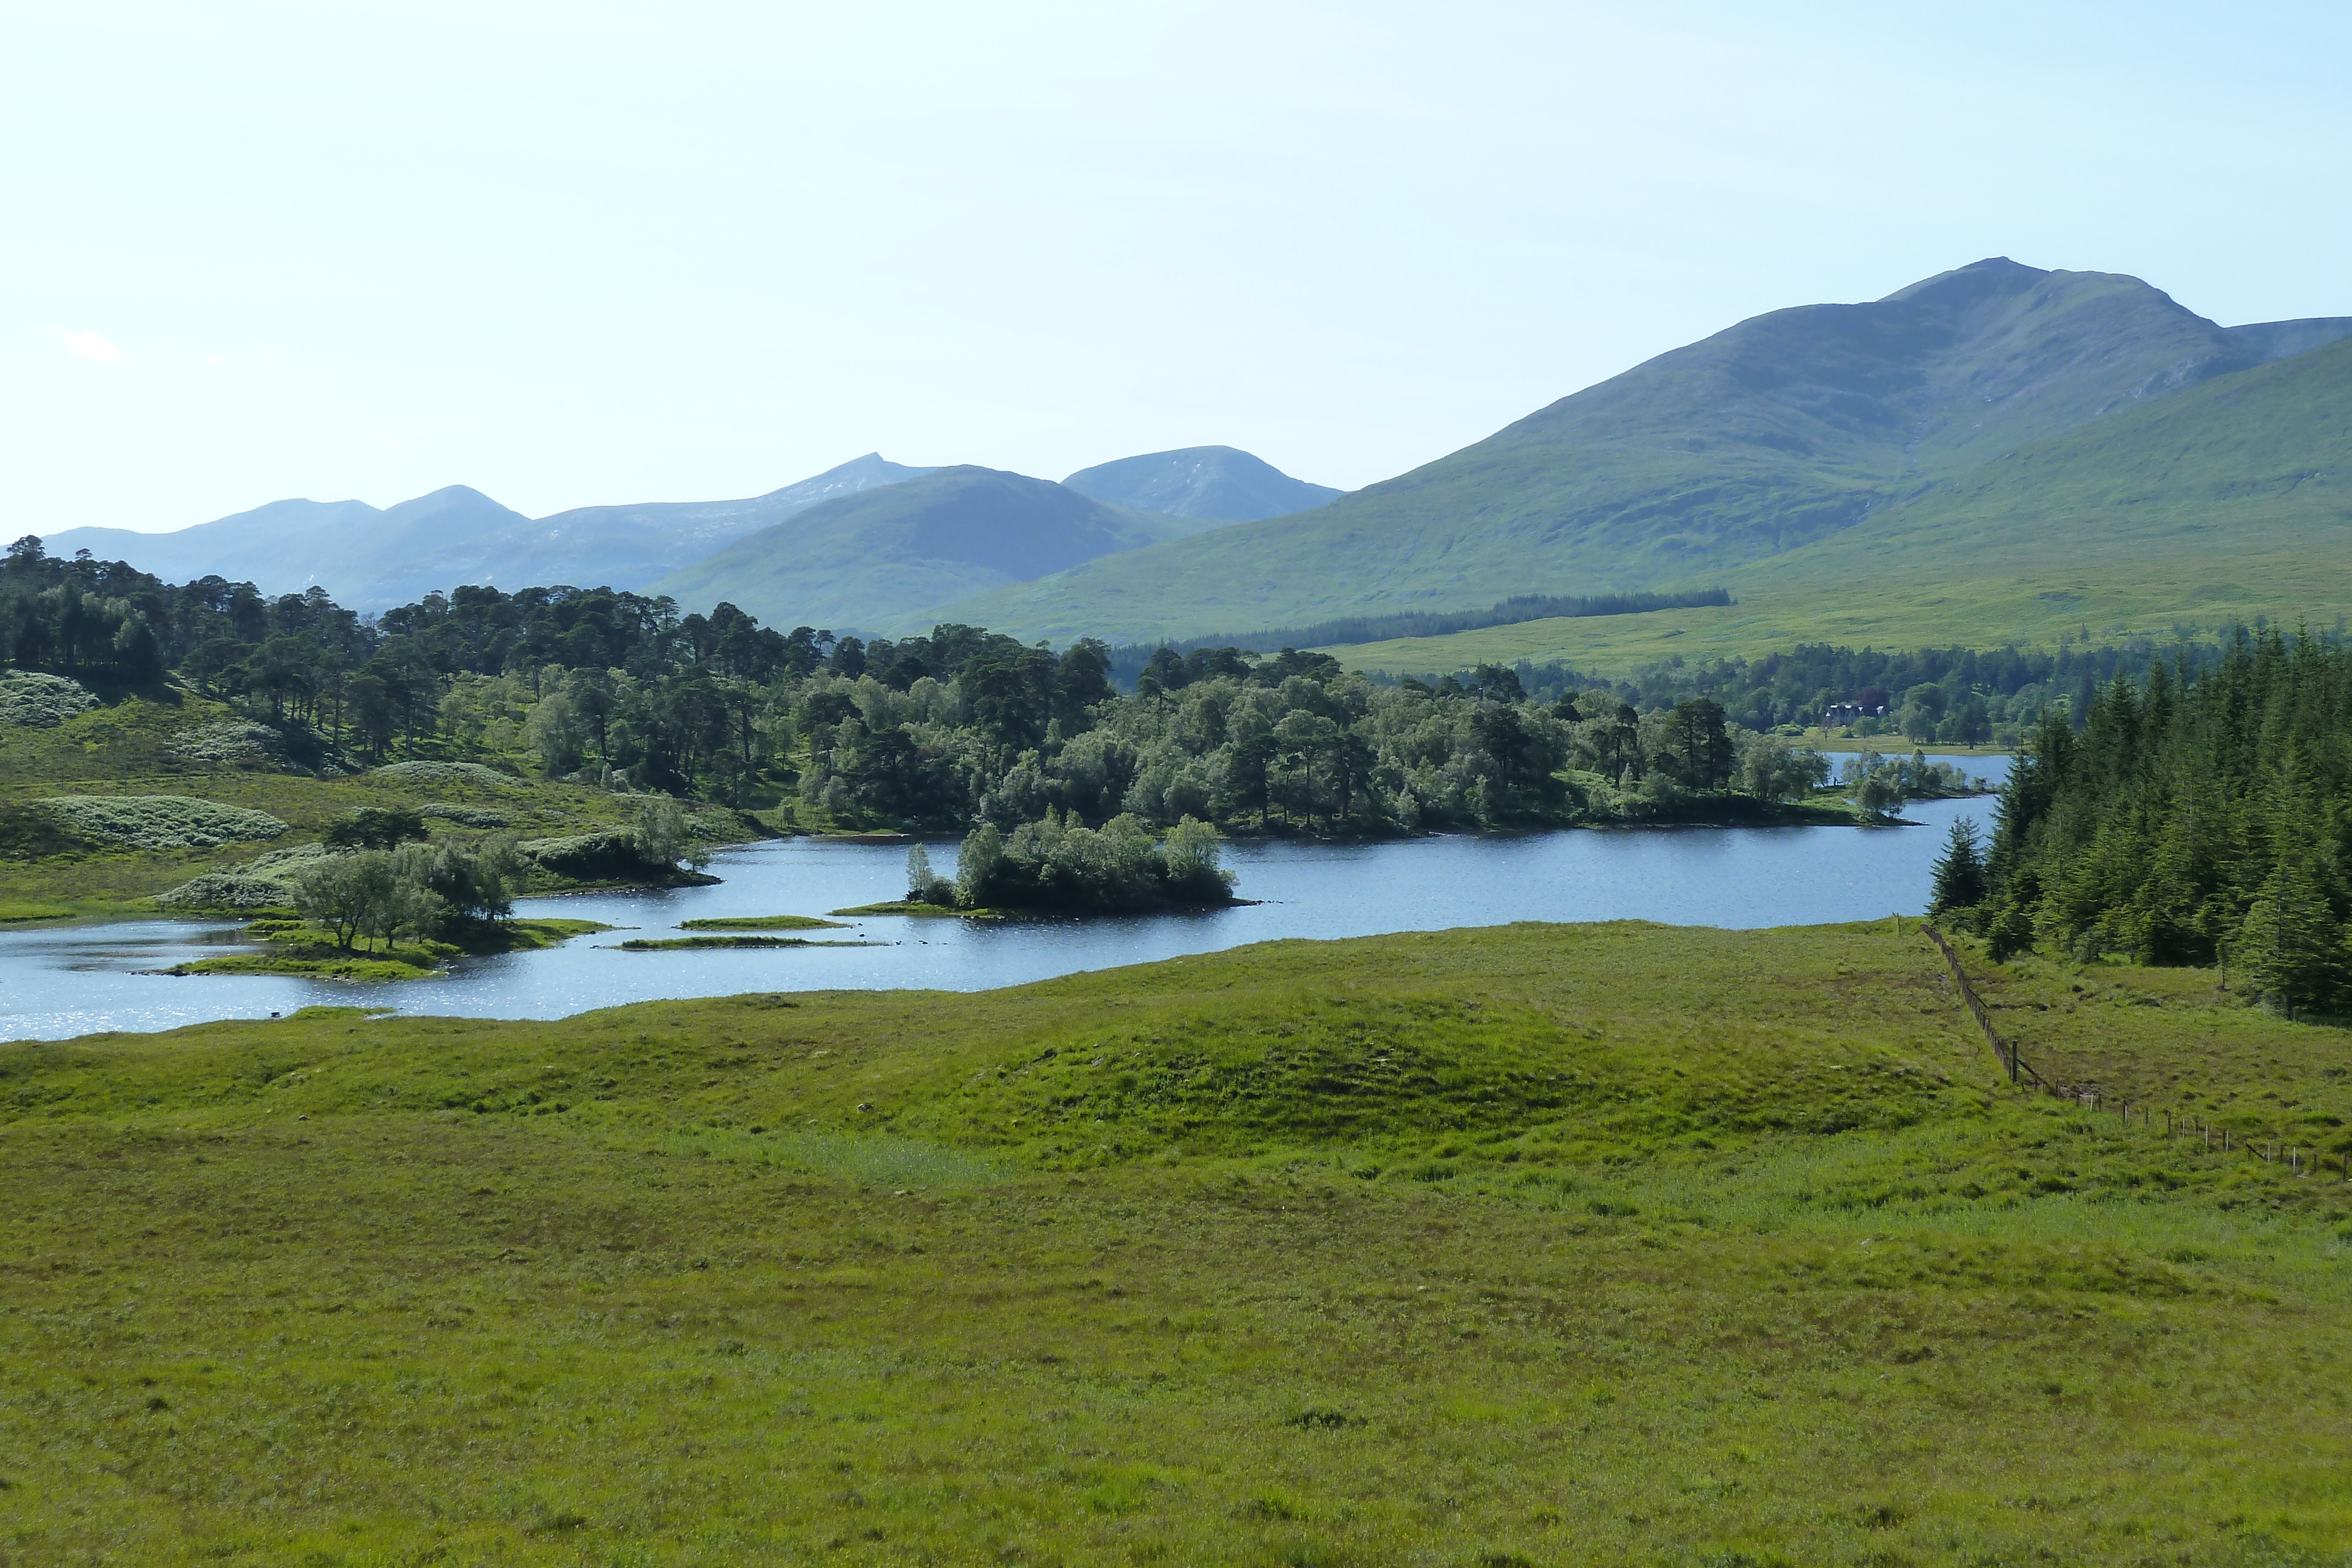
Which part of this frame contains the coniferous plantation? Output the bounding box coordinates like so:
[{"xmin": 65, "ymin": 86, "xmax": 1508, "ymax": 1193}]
[{"xmin": 1936, "ymin": 627, "xmax": 2352, "ymax": 1014}]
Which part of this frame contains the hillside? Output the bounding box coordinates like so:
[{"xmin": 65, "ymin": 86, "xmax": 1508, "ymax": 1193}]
[
  {"xmin": 653, "ymin": 465, "xmax": 1227, "ymax": 634},
  {"xmin": 1332, "ymin": 335, "xmax": 2352, "ymax": 675},
  {"xmin": 1061, "ymin": 444, "xmax": 1341, "ymax": 520},
  {"xmin": 39, "ymin": 454, "xmax": 933, "ymax": 609},
  {"xmin": 938, "ymin": 259, "xmax": 2351, "ymax": 644},
  {"xmin": 5, "ymin": 921, "xmax": 2350, "ymax": 1562}
]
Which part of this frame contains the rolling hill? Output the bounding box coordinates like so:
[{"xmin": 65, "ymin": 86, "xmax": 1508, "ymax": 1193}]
[
  {"xmin": 1060, "ymin": 445, "xmax": 1341, "ymax": 520},
  {"xmin": 651, "ymin": 465, "xmax": 1230, "ymax": 635},
  {"xmin": 934, "ymin": 259, "xmax": 2352, "ymax": 646},
  {"xmin": 1329, "ymin": 334, "xmax": 2352, "ymax": 674},
  {"xmin": 39, "ymin": 454, "xmax": 933, "ymax": 609}
]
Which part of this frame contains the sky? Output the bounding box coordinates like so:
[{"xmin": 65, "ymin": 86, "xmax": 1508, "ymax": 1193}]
[{"xmin": 5, "ymin": 0, "xmax": 2349, "ymax": 534}]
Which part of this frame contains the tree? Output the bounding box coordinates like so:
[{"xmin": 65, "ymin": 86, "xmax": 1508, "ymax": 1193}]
[
  {"xmin": 1929, "ymin": 817, "xmax": 1988, "ymax": 915},
  {"xmin": 323, "ymin": 806, "xmax": 427, "ymax": 851},
  {"xmin": 1740, "ymin": 735, "xmax": 1830, "ymax": 803},
  {"xmin": 906, "ymin": 842, "xmax": 953, "ymax": 905},
  {"xmin": 632, "ymin": 796, "xmax": 703, "ymax": 870},
  {"xmin": 2236, "ymin": 860, "xmax": 2347, "ymax": 1016},
  {"xmin": 1665, "ymin": 698, "xmax": 1732, "ymax": 790}
]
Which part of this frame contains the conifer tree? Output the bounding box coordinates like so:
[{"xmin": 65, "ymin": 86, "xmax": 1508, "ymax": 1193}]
[{"xmin": 1930, "ymin": 817, "xmax": 1987, "ymax": 915}]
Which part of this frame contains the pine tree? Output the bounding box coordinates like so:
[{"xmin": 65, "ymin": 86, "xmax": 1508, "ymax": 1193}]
[
  {"xmin": 1929, "ymin": 817, "xmax": 1987, "ymax": 915},
  {"xmin": 2236, "ymin": 860, "xmax": 2347, "ymax": 1016}
]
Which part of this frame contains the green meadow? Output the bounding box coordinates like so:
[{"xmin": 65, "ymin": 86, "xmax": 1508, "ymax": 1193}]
[{"xmin": 4, "ymin": 921, "xmax": 2350, "ymax": 1565}]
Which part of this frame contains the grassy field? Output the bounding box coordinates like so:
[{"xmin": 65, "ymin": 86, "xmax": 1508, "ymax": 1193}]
[
  {"xmin": 5, "ymin": 921, "xmax": 2350, "ymax": 1565},
  {"xmin": 0, "ymin": 691, "xmax": 741, "ymax": 910}
]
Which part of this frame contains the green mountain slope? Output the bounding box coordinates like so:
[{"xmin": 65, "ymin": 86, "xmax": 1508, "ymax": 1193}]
[
  {"xmin": 1061, "ymin": 444, "xmax": 1341, "ymax": 520},
  {"xmin": 1331, "ymin": 336, "xmax": 2352, "ymax": 674},
  {"xmin": 937, "ymin": 259, "xmax": 2326, "ymax": 644},
  {"xmin": 653, "ymin": 465, "xmax": 1227, "ymax": 634}
]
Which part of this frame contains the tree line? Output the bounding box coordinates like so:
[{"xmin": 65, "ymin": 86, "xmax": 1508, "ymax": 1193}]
[{"xmin": 1930, "ymin": 627, "xmax": 2352, "ymax": 1014}]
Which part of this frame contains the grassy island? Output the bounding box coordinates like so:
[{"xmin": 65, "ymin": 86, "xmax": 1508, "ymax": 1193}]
[
  {"xmin": 830, "ymin": 900, "xmax": 1004, "ymax": 920},
  {"xmin": 163, "ymin": 916, "xmax": 613, "ymax": 980},
  {"xmin": 7, "ymin": 920, "xmax": 2351, "ymax": 1563},
  {"xmin": 677, "ymin": 914, "xmax": 848, "ymax": 931}
]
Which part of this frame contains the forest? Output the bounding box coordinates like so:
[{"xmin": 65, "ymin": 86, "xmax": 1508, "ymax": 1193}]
[{"xmin": 1932, "ymin": 627, "xmax": 2352, "ymax": 1012}]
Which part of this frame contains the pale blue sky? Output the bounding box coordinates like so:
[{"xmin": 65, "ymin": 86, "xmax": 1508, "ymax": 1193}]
[{"xmin": 6, "ymin": 0, "xmax": 2347, "ymax": 534}]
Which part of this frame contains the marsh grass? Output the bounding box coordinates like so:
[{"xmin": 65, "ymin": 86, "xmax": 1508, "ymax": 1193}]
[{"xmin": 4, "ymin": 921, "xmax": 2350, "ymax": 1564}]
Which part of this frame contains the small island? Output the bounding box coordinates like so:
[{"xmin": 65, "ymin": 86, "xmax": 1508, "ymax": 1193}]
[
  {"xmin": 166, "ymin": 916, "xmax": 610, "ymax": 981},
  {"xmin": 162, "ymin": 837, "xmax": 612, "ymax": 980},
  {"xmin": 678, "ymin": 914, "xmax": 848, "ymax": 931},
  {"xmin": 870, "ymin": 815, "xmax": 1241, "ymax": 918}
]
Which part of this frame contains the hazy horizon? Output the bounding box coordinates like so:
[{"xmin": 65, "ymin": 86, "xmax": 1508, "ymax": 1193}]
[{"xmin": 8, "ymin": 0, "xmax": 2348, "ymax": 536}]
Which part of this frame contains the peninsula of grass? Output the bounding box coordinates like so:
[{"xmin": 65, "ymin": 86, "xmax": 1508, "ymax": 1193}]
[
  {"xmin": 615, "ymin": 934, "xmax": 884, "ymax": 951},
  {"xmin": 6, "ymin": 920, "xmax": 2351, "ymax": 1564},
  {"xmin": 161, "ymin": 916, "xmax": 612, "ymax": 980},
  {"xmin": 677, "ymin": 914, "xmax": 848, "ymax": 931}
]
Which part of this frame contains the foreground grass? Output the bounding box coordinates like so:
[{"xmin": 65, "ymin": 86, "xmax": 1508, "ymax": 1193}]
[{"xmin": 4, "ymin": 922, "xmax": 2350, "ymax": 1565}]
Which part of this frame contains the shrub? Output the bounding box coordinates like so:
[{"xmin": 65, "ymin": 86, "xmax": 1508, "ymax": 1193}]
[
  {"xmin": 372, "ymin": 761, "xmax": 511, "ymax": 788},
  {"xmin": 41, "ymin": 794, "xmax": 289, "ymax": 849},
  {"xmin": 154, "ymin": 872, "xmax": 296, "ymax": 911},
  {"xmin": 0, "ymin": 672, "xmax": 97, "ymax": 728},
  {"xmin": 166, "ymin": 720, "xmax": 326, "ymax": 772},
  {"xmin": 420, "ymin": 803, "xmax": 512, "ymax": 828}
]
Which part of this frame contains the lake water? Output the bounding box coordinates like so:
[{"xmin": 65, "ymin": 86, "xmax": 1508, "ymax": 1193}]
[{"xmin": 0, "ymin": 753, "xmax": 2009, "ymax": 1041}]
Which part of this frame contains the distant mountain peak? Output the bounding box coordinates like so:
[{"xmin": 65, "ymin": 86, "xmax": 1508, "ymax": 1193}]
[{"xmin": 1061, "ymin": 446, "xmax": 1341, "ymax": 522}]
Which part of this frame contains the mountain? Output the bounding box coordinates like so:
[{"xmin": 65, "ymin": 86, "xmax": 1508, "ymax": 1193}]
[
  {"xmin": 40, "ymin": 454, "xmax": 933, "ymax": 609},
  {"xmin": 933, "ymin": 259, "xmax": 2348, "ymax": 644},
  {"xmin": 39, "ymin": 487, "xmax": 526, "ymax": 606},
  {"xmin": 1321, "ymin": 333, "xmax": 2352, "ymax": 676},
  {"xmin": 1060, "ymin": 446, "xmax": 1341, "ymax": 521},
  {"xmin": 652, "ymin": 466, "xmax": 1230, "ymax": 635},
  {"xmin": 496, "ymin": 454, "xmax": 933, "ymax": 590}
]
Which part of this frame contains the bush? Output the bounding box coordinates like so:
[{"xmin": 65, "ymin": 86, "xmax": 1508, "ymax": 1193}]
[
  {"xmin": 420, "ymin": 803, "xmax": 512, "ymax": 828},
  {"xmin": 167, "ymin": 719, "xmax": 340, "ymax": 773},
  {"xmin": 954, "ymin": 811, "xmax": 1235, "ymax": 912},
  {"xmin": 0, "ymin": 671, "xmax": 97, "ymax": 728},
  {"xmin": 372, "ymin": 761, "xmax": 511, "ymax": 788},
  {"xmin": 155, "ymin": 872, "xmax": 298, "ymax": 911},
  {"xmin": 41, "ymin": 794, "xmax": 289, "ymax": 849}
]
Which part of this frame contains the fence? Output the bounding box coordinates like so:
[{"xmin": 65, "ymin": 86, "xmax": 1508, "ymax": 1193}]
[{"xmin": 1916, "ymin": 921, "xmax": 2351, "ymax": 1182}]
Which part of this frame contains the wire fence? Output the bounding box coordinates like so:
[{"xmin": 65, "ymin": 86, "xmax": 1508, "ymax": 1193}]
[{"xmin": 1916, "ymin": 921, "xmax": 2352, "ymax": 1183}]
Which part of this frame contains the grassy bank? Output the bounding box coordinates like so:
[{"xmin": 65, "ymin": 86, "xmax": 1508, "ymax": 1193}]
[{"xmin": 3, "ymin": 921, "xmax": 2348, "ymax": 1564}]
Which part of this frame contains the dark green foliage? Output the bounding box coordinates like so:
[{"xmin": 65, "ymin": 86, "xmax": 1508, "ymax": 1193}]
[
  {"xmin": 1930, "ymin": 818, "xmax": 1988, "ymax": 915},
  {"xmin": 322, "ymin": 805, "xmax": 427, "ymax": 850},
  {"xmin": 953, "ymin": 813, "xmax": 1235, "ymax": 912},
  {"xmin": 1987, "ymin": 628, "xmax": 2352, "ymax": 1012}
]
